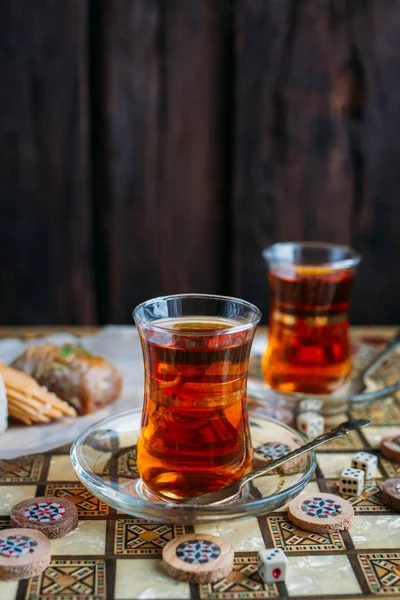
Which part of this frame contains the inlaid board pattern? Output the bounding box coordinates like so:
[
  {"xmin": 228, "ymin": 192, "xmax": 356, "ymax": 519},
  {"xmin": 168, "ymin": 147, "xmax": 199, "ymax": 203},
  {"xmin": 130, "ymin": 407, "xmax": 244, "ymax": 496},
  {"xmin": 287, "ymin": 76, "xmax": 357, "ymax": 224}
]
[{"xmin": 0, "ymin": 331, "xmax": 398, "ymax": 599}]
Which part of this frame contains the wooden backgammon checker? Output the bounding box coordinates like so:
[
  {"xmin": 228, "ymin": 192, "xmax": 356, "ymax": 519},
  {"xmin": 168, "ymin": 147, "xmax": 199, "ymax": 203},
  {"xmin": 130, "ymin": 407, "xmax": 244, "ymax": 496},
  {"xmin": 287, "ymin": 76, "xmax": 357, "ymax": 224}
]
[
  {"xmin": 381, "ymin": 478, "xmax": 400, "ymax": 510},
  {"xmin": 380, "ymin": 433, "xmax": 400, "ymax": 462},
  {"xmin": 0, "ymin": 529, "xmax": 51, "ymax": 581},
  {"xmin": 287, "ymin": 492, "xmax": 355, "ymax": 534},
  {"xmin": 162, "ymin": 533, "xmax": 234, "ymax": 583},
  {"xmin": 10, "ymin": 496, "xmax": 78, "ymax": 539}
]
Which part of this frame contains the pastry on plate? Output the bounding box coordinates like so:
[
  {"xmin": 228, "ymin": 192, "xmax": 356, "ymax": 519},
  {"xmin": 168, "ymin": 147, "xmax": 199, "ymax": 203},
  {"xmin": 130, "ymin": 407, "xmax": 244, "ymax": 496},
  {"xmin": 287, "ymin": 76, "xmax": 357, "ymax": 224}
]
[
  {"xmin": 0, "ymin": 361, "xmax": 76, "ymax": 425},
  {"xmin": 12, "ymin": 344, "xmax": 123, "ymax": 415}
]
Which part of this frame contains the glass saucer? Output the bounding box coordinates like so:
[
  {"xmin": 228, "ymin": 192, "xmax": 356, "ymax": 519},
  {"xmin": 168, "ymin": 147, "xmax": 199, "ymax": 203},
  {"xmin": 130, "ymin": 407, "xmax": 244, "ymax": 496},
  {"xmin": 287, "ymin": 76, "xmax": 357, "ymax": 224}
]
[
  {"xmin": 70, "ymin": 409, "xmax": 316, "ymax": 524},
  {"xmin": 248, "ymin": 339, "xmax": 400, "ymax": 417}
]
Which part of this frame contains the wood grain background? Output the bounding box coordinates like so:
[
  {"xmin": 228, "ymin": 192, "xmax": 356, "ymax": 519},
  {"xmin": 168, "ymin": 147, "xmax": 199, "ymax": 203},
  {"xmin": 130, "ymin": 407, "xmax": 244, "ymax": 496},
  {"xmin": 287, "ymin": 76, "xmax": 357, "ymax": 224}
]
[{"xmin": 1, "ymin": 0, "xmax": 399, "ymax": 325}]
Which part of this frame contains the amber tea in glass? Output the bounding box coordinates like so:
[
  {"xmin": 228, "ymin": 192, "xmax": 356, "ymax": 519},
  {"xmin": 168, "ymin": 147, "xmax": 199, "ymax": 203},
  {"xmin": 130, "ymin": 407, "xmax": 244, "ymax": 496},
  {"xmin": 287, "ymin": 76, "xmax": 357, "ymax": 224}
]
[
  {"xmin": 262, "ymin": 243, "xmax": 361, "ymax": 394},
  {"xmin": 133, "ymin": 294, "xmax": 261, "ymax": 501}
]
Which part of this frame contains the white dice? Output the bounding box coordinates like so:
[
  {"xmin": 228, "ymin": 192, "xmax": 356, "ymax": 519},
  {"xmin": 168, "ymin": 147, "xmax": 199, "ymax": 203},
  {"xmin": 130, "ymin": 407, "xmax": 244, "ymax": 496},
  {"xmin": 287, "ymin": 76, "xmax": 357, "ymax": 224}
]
[
  {"xmin": 257, "ymin": 548, "xmax": 287, "ymax": 583},
  {"xmin": 339, "ymin": 467, "xmax": 364, "ymax": 496},
  {"xmin": 298, "ymin": 399, "xmax": 322, "ymax": 413},
  {"xmin": 296, "ymin": 411, "xmax": 324, "ymax": 439},
  {"xmin": 351, "ymin": 452, "xmax": 377, "ymax": 479}
]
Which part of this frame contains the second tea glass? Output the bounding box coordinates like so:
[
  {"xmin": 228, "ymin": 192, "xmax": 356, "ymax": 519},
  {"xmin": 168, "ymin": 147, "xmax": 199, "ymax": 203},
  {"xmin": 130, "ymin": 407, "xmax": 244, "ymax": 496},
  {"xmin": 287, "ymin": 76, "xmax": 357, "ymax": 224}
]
[{"xmin": 262, "ymin": 242, "xmax": 361, "ymax": 394}]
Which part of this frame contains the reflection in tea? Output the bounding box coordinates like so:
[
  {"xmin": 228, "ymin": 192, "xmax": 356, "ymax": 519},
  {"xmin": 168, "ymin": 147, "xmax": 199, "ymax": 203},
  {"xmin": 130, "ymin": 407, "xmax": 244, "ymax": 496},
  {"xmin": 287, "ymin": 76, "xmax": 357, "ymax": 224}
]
[
  {"xmin": 262, "ymin": 265, "xmax": 356, "ymax": 394},
  {"xmin": 137, "ymin": 317, "xmax": 254, "ymax": 501}
]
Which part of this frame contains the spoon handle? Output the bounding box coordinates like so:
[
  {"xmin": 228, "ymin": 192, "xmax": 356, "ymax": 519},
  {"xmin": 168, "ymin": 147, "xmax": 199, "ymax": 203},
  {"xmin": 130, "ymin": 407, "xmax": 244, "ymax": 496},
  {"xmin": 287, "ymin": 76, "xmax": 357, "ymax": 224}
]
[
  {"xmin": 362, "ymin": 330, "xmax": 400, "ymax": 380},
  {"xmin": 239, "ymin": 419, "xmax": 369, "ymax": 492}
]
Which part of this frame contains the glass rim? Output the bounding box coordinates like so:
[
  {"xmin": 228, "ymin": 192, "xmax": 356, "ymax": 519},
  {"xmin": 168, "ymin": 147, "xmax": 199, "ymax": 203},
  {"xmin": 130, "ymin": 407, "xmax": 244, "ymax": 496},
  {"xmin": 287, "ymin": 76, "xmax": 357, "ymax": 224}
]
[
  {"xmin": 262, "ymin": 241, "xmax": 361, "ymax": 270},
  {"xmin": 133, "ymin": 293, "xmax": 262, "ymax": 336}
]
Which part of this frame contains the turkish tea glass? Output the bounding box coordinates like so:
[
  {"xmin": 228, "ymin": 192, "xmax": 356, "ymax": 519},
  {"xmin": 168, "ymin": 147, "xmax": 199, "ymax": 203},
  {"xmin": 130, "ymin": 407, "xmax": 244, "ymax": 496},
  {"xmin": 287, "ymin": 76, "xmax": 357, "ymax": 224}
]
[
  {"xmin": 133, "ymin": 294, "xmax": 261, "ymax": 502},
  {"xmin": 262, "ymin": 242, "xmax": 361, "ymax": 394}
]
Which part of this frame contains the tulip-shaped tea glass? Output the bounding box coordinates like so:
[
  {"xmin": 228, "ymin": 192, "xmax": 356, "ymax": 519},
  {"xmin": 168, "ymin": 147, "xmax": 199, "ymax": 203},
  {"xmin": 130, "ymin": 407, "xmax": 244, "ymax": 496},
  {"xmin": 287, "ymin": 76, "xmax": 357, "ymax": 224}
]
[
  {"xmin": 133, "ymin": 294, "xmax": 261, "ymax": 502},
  {"xmin": 262, "ymin": 242, "xmax": 361, "ymax": 394}
]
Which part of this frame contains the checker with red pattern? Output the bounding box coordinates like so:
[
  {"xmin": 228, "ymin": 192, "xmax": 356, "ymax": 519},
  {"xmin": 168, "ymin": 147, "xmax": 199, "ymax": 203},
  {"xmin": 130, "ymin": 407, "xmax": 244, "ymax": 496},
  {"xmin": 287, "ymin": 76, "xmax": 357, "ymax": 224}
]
[{"xmin": 24, "ymin": 501, "xmax": 65, "ymax": 523}]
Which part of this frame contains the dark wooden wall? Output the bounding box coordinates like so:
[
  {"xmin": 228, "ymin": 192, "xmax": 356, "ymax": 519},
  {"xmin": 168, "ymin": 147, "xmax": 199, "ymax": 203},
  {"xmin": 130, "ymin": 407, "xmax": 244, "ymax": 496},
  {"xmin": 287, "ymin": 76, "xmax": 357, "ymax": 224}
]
[{"xmin": 1, "ymin": 0, "xmax": 399, "ymax": 325}]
